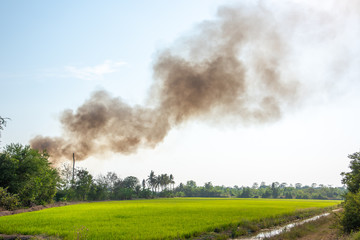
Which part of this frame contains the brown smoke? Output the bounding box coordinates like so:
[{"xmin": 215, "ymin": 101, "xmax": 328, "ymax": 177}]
[{"xmin": 30, "ymin": 4, "xmax": 301, "ymax": 163}]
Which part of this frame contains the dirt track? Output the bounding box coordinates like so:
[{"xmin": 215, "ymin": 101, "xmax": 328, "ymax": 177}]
[{"xmin": 0, "ymin": 201, "xmax": 85, "ymax": 217}]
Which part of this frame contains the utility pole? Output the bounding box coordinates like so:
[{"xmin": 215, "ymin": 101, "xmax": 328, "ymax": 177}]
[{"xmin": 72, "ymin": 153, "xmax": 75, "ymax": 183}]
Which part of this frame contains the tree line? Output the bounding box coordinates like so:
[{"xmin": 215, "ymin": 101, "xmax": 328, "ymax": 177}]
[
  {"xmin": 0, "ymin": 144, "xmax": 347, "ymax": 203},
  {"xmin": 173, "ymin": 181, "xmax": 345, "ymax": 200},
  {"xmin": 0, "ymin": 143, "xmax": 345, "ymax": 211}
]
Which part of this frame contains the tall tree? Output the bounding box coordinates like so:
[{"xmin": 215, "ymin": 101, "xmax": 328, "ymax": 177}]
[
  {"xmin": 0, "ymin": 116, "xmax": 9, "ymax": 131},
  {"xmin": 340, "ymin": 151, "xmax": 360, "ymax": 233},
  {"xmin": 74, "ymin": 169, "xmax": 93, "ymax": 201},
  {"xmin": 121, "ymin": 176, "xmax": 139, "ymax": 190},
  {"xmin": 142, "ymin": 179, "xmax": 146, "ymax": 190},
  {"xmin": 0, "ymin": 143, "xmax": 59, "ymax": 206},
  {"xmin": 0, "ymin": 116, "xmax": 10, "ymax": 143},
  {"xmin": 147, "ymin": 170, "xmax": 156, "ymax": 193},
  {"xmin": 341, "ymin": 151, "xmax": 360, "ymax": 194},
  {"xmin": 169, "ymin": 174, "xmax": 175, "ymax": 190}
]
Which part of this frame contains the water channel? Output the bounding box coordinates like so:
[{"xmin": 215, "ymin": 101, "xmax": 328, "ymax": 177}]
[{"xmin": 235, "ymin": 212, "xmax": 330, "ymax": 240}]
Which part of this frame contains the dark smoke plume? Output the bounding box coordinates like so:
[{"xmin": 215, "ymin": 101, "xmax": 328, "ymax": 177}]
[{"xmin": 31, "ymin": 4, "xmax": 301, "ymax": 162}]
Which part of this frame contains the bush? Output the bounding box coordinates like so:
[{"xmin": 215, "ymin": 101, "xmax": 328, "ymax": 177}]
[
  {"xmin": 0, "ymin": 187, "xmax": 20, "ymax": 211},
  {"xmin": 340, "ymin": 151, "xmax": 360, "ymax": 233},
  {"xmin": 0, "ymin": 143, "xmax": 59, "ymax": 206},
  {"xmin": 341, "ymin": 191, "xmax": 360, "ymax": 233}
]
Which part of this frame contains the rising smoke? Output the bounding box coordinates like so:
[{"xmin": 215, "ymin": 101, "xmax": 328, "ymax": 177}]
[{"xmin": 30, "ymin": 2, "xmax": 357, "ymax": 162}]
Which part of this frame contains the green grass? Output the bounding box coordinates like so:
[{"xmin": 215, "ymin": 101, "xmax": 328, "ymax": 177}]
[
  {"xmin": 349, "ymin": 231, "xmax": 360, "ymax": 240},
  {"xmin": 0, "ymin": 198, "xmax": 340, "ymax": 240}
]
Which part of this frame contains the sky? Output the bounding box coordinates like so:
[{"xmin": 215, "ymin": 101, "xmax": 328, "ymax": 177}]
[{"xmin": 1, "ymin": 0, "xmax": 359, "ymax": 187}]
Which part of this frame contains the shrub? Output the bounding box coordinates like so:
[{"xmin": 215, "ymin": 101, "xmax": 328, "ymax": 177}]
[
  {"xmin": 340, "ymin": 191, "xmax": 360, "ymax": 233},
  {"xmin": 0, "ymin": 187, "xmax": 20, "ymax": 211},
  {"xmin": 0, "ymin": 144, "xmax": 59, "ymax": 206}
]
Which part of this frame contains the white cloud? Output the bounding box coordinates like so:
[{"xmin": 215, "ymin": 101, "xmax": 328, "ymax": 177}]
[{"xmin": 65, "ymin": 60, "xmax": 126, "ymax": 81}]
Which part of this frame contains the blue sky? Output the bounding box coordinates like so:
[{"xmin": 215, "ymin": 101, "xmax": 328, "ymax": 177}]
[{"xmin": 1, "ymin": 0, "xmax": 359, "ymax": 187}]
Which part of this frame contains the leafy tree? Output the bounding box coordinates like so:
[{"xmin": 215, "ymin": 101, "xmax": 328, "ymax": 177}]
[
  {"xmin": 341, "ymin": 191, "xmax": 360, "ymax": 233},
  {"xmin": 0, "ymin": 143, "xmax": 59, "ymax": 206},
  {"xmin": 74, "ymin": 169, "xmax": 93, "ymax": 201},
  {"xmin": 260, "ymin": 182, "xmax": 267, "ymax": 189},
  {"xmin": 121, "ymin": 176, "xmax": 139, "ymax": 190},
  {"xmin": 99, "ymin": 172, "xmax": 118, "ymax": 198},
  {"xmin": 186, "ymin": 180, "xmax": 197, "ymax": 188},
  {"xmin": 271, "ymin": 182, "xmax": 280, "ymax": 198},
  {"xmin": 341, "ymin": 151, "xmax": 360, "ymax": 194},
  {"xmin": 204, "ymin": 182, "xmax": 213, "ymax": 190},
  {"xmin": 240, "ymin": 187, "xmax": 252, "ymax": 198},
  {"xmin": 142, "ymin": 179, "xmax": 146, "ymax": 190},
  {"xmin": 340, "ymin": 151, "xmax": 360, "ymax": 232},
  {"xmin": 169, "ymin": 174, "xmax": 175, "ymax": 190},
  {"xmin": 0, "ymin": 116, "xmax": 9, "ymax": 132},
  {"xmin": 262, "ymin": 188, "xmax": 272, "ymax": 198},
  {"xmin": 0, "ymin": 116, "xmax": 10, "ymax": 144},
  {"xmin": 112, "ymin": 176, "xmax": 140, "ymax": 200},
  {"xmin": 88, "ymin": 176, "xmax": 110, "ymax": 201}
]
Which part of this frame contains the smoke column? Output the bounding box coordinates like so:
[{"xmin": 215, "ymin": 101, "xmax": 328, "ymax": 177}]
[{"xmin": 30, "ymin": 2, "xmax": 356, "ymax": 163}]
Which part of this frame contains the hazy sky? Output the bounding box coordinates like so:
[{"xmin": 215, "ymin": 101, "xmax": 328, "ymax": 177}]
[{"xmin": 1, "ymin": 0, "xmax": 359, "ymax": 187}]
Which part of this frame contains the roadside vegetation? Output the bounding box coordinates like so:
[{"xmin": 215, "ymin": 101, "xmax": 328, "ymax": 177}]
[{"xmin": 340, "ymin": 151, "xmax": 360, "ymax": 234}]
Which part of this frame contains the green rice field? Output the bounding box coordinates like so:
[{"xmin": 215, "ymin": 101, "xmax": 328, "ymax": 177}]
[{"xmin": 0, "ymin": 198, "xmax": 340, "ymax": 239}]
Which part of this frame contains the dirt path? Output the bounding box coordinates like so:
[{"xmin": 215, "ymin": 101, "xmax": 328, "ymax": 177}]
[
  {"xmin": 268, "ymin": 210, "xmax": 349, "ymax": 240},
  {"xmin": 0, "ymin": 233, "xmax": 51, "ymax": 240},
  {"xmin": 292, "ymin": 215, "xmax": 347, "ymax": 240},
  {"xmin": 0, "ymin": 201, "xmax": 84, "ymax": 217}
]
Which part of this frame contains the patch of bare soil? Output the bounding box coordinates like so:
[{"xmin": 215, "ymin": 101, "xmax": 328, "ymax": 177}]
[
  {"xmin": 0, "ymin": 233, "xmax": 57, "ymax": 240},
  {"xmin": 295, "ymin": 217, "xmax": 343, "ymax": 240},
  {"xmin": 0, "ymin": 201, "xmax": 83, "ymax": 217}
]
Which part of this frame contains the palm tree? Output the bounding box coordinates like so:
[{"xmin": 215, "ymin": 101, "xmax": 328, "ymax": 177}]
[
  {"xmin": 0, "ymin": 116, "xmax": 10, "ymax": 141},
  {"xmin": 164, "ymin": 174, "xmax": 170, "ymax": 190},
  {"xmin": 169, "ymin": 174, "xmax": 175, "ymax": 191},
  {"xmin": 147, "ymin": 170, "xmax": 156, "ymax": 193},
  {"xmin": 155, "ymin": 175, "xmax": 160, "ymax": 193}
]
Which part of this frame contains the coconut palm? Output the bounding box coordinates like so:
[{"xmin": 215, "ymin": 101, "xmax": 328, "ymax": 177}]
[
  {"xmin": 170, "ymin": 174, "xmax": 175, "ymax": 191},
  {"xmin": 147, "ymin": 170, "xmax": 156, "ymax": 193}
]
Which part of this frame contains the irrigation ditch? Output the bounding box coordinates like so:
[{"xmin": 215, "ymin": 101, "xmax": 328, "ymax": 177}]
[{"xmin": 234, "ymin": 209, "xmax": 341, "ymax": 240}]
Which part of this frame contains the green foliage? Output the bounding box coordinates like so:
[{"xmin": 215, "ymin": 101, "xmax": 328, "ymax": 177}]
[
  {"xmin": 57, "ymin": 166, "xmax": 150, "ymax": 201},
  {"xmin": 342, "ymin": 152, "xmax": 360, "ymax": 194},
  {"xmin": 0, "ymin": 143, "xmax": 59, "ymax": 206},
  {"xmin": 349, "ymin": 230, "xmax": 360, "ymax": 240},
  {"xmin": 74, "ymin": 169, "xmax": 93, "ymax": 201},
  {"xmin": 172, "ymin": 181, "xmax": 344, "ymax": 199},
  {"xmin": 0, "ymin": 198, "xmax": 339, "ymax": 240},
  {"xmin": 0, "ymin": 187, "xmax": 20, "ymax": 210},
  {"xmin": 340, "ymin": 151, "xmax": 360, "ymax": 233},
  {"xmin": 56, "ymin": 167, "xmax": 344, "ymax": 202},
  {"xmin": 0, "ymin": 116, "xmax": 10, "ymax": 132},
  {"xmin": 341, "ymin": 191, "xmax": 360, "ymax": 233}
]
